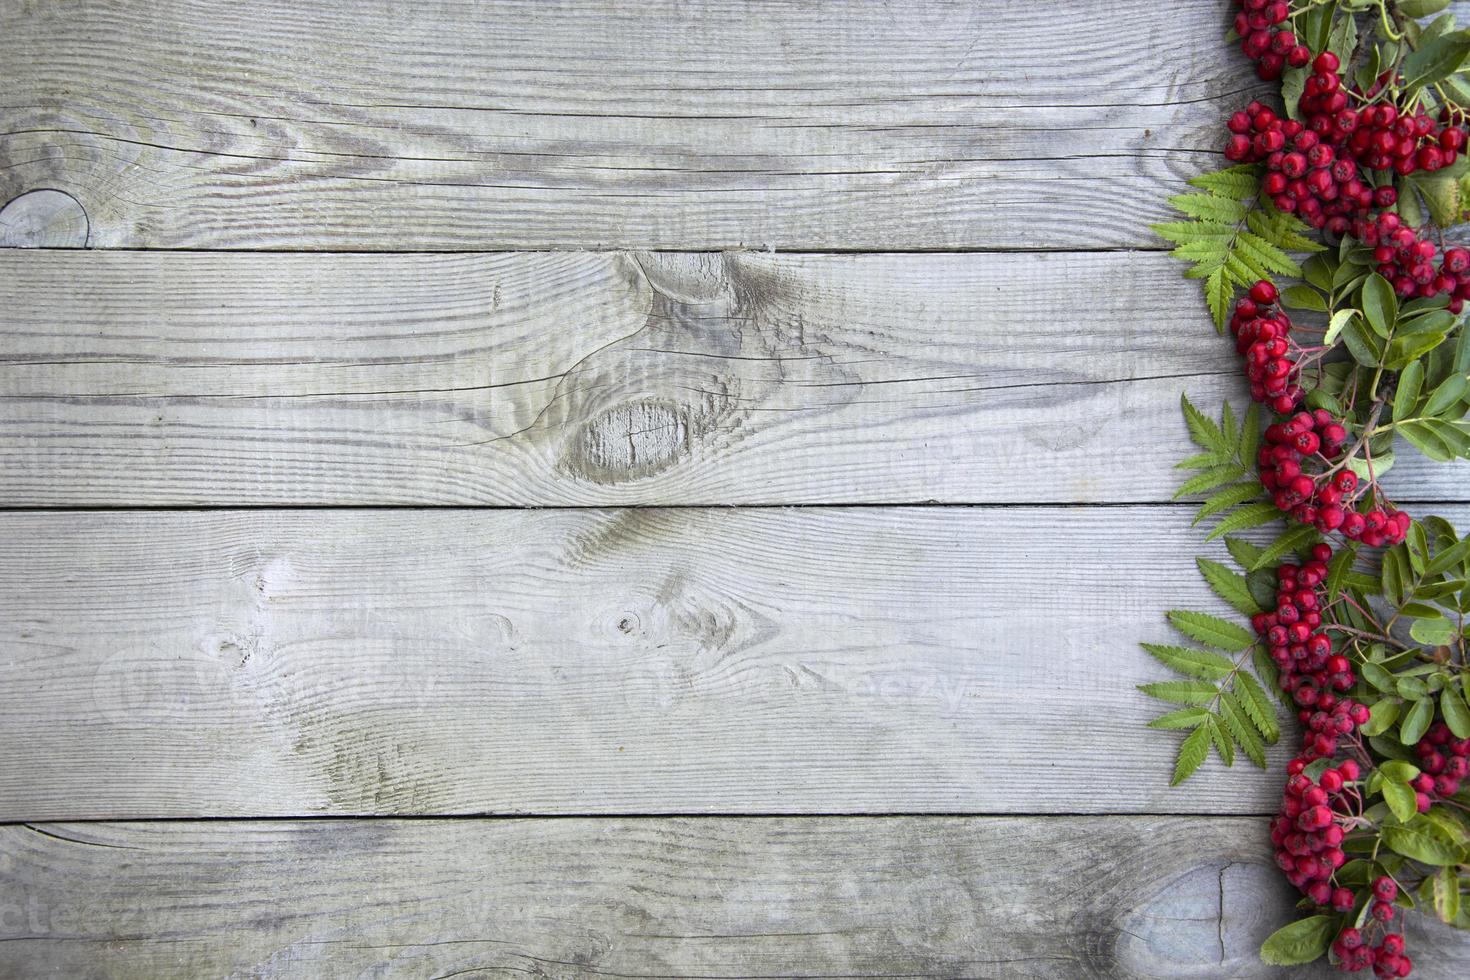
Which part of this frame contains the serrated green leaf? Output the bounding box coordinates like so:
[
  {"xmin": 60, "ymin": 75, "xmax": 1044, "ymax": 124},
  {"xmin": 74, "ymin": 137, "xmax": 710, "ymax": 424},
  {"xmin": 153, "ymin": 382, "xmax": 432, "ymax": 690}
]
[
  {"xmin": 1147, "ymin": 707, "xmax": 1212, "ymax": 730},
  {"xmin": 1220, "ymin": 691, "xmax": 1266, "ymax": 768},
  {"xmin": 1180, "ymin": 393, "xmax": 1231, "ymax": 453},
  {"xmin": 1170, "ymin": 193, "xmax": 1250, "ymax": 223},
  {"xmin": 1259, "ymin": 915, "xmax": 1335, "ymax": 966},
  {"xmin": 1235, "ymin": 670, "xmax": 1280, "ymax": 742},
  {"xmin": 1176, "ymin": 450, "xmax": 1229, "ymax": 470},
  {"xmin": 1207, "ymin": 715, "xmax": 1234, "ymax": 766},
  {"xmin": 1250, "ymin": 523, "xmax": 1319, "ymax": 571},
  {"xmin": 1167, "ymin": 610, "xmax": 1255, "ymax": 651},
  {"xmin": 1193, "ymin": 482, "xmax": 1262, "ymax": 524},
  {"xmin": 1187, "ymin": 164, "xmax": 1261, "ymax": 198},
  {"xmin": 1206, "ymin": 502, "xmax": 1285, "ymax": 541},
  {"xmin": 1139, "ymin": 680, "xmax": 1219, "ymax": 707},
  {"xmin": 1174, "ymin": 465, "xmax": 1248, "ymax": 499},
  {"xmin": 1237, "ymin": 231, "xmax": 1301, "ymax": 277},
  {"xmin": 1205, "ymin": 266, "xmax": 1232, "ymax": 332},
  {"xmin": 1325, "ymin": 543, "xmax": 1357, "ymax": 601},
  {"xmin": 1141, "ymin": 642, "xmax": 1234, "ymax": 681},
  {"xmin": 1152, "ymin": 220, "xmax": 1236, "ymax": 245},
  {"xmin": 1171, "ymin": 723, "xmax": 1212, "ymax": 786},
  {"xmin": 1225, "ymin": 536, "xmax": 1265, "ymax": 571},
  {"xmin": 1402, "ymin": 27, "xmax": 1470, "ymax": 93},
  {"xmin": 1195, "ymin": 557, "xmax": 1262, "ymax": 616}
]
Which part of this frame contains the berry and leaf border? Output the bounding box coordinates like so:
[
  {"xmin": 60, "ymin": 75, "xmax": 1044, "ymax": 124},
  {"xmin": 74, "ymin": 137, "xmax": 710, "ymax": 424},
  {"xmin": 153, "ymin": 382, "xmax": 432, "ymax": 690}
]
[{"xmin": 1145, "ymin": 1, "xmax": 1470, "ymax": 973}]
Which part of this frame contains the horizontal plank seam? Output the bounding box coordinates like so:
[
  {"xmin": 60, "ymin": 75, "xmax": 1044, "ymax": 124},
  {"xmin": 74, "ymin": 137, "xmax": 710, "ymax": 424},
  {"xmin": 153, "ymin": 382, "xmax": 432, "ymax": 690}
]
[
  {"xmin": 0, "ymin": 501, "xmax": 1463, "ymax": 513},
  {"xmin": 3, "ymin": 811, "xmax": 1279, "ymax": 826}
]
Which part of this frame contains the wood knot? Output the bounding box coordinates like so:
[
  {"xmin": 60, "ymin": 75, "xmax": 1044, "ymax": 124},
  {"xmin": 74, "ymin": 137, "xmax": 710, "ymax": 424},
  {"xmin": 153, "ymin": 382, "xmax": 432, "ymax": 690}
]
[
  {"xmin": 0, "ymin": 189, "xmax": 89, "ymax": 248},
  {"xmin": 564, "ymin": 399, "xmax": 692, "ymax": 484}
]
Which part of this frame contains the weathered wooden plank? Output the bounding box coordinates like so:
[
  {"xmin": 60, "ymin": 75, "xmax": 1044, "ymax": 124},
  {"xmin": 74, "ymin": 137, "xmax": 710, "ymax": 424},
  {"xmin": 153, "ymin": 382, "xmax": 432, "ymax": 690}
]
[
  {"xmin": 10, "ymin": 505, "xmax": 1457, "ymax": 820},
  {"xmin": 1, "ymin": 816, "xmax": 1465, "ymax": 979},
  {"xmin": 2, "ymin": 249, "xmax": 1465, "ymax": 506},
  {"xmin": 0, "ymin": 0, "xmax": 1244, "ymax": 250}
]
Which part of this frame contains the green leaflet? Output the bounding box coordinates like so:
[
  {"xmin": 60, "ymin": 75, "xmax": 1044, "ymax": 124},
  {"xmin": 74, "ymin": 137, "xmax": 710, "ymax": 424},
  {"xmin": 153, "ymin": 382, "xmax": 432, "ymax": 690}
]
[{"xmin": 1259, "ymin": 915, "xmax": 1335, "ymax": 966}]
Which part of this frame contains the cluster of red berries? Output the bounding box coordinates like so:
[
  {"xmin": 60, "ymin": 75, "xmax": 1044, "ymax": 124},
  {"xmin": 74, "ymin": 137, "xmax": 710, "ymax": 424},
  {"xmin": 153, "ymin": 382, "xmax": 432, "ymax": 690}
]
[
  {"xmin": 1253, "ymin": 547, "xmax": 1359, "ymax": 713},
  {"xmin": 1230, "ymin": 281, "xmax": 1408, "ymax": 544},
  {"xmin": 1270, "ymin": 759, "xmax": 1356, "ymax": 899},
  {"xmin": 1229, "ymin": 280, "xmax": 1306, "ymax": 411},
  {"xmin": 1232, "ymin": 0, "xmax": 1311, "ymax": 80},
  {"xmin": 1226, "ymin": 93, "xmax": 1384, "ymax": 231},
  {"xmin": 1261, "ymin": 415, "xmax": 1408, "ymax": 544},
  {"xmin": 1411, "ymin": 722, "xmax": 1470, "ymax": 800},
  {"xmin": 1344, "ymin": 98, "xmax": 1466, "ymax": 176},
  {"xmin": 1352, "ymin": 212, "xmax": 1470, "ymax": 306},
  {"xmin": 1332, "ymin": 905, "xmax": 1412, "ymax": 976}
]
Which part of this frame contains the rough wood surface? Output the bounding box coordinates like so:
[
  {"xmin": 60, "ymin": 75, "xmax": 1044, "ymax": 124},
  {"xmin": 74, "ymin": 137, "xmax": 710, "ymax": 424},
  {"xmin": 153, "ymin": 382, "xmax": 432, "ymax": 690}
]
[
  {"xmin": 0, "ymin": 0, "xmax": 1246, "ymax": 250},
  {"xmin": 11, "ymin": 504, "xmax": 1449, "ymax": 820},
  {"xmin": 3, "ymin": 248, "xmax": 1464, "ymax": 506},
  {"xmin": 1, "ymin": 816, "xmax": 1465, "ymax": 979}
]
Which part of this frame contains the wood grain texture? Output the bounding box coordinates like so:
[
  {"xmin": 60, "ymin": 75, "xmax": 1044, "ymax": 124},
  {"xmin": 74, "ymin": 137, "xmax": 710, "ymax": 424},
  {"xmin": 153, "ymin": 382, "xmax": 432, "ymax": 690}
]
[
  {"xmin": 0, "ymin": 0, "xmax": 1247, "ymax": 250},
  {"xmin": 1, "ymin": 816, "xmax": 1465, "ymax": 979},
  {"xmin": 11, "ymin": 504, "xmax": 1456, "ymax": 820},
  {"xmin": 3, "ymin": 248, "xmax": 1465, "ymax": 506}
]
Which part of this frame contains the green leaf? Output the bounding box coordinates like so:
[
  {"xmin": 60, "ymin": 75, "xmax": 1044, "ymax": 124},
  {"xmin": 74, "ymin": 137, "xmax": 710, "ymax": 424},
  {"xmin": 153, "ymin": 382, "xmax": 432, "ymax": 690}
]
[
  {"xmin": 1324, "ymin": 308, "xmax": 1359, "ymax": 347},
  {"xmin": 1361, "ymin": 660, "xmax": 1397, "ymax": 693},
  {"xmin": 1400, "ymin": 0, "xmax": 1453, "ymax": 19},
  {"xmin": 1225, "ymin": 536, "xmax": 1265, "ymax": 571},
  {"xmin": 1250, "ymin": 523, "xmax": 1319, "ymax": 571},
  {"xmin": 1259, "ymin": 915, "xmax": 1335, "ymax": 966},
  {"xmin": 1432, "ymin": 866, "xmax": 1461, "ymax": 924},
  {"xmin": 1205, "ymin": 267, "xmax": 1232, "ymax": 333},
  {"xmin": 1442, "ymin": 684, "xmax": 1470, "ymax": 739},
  {"xmin": 1235, "ymin": 670, "xmax": 1280, "ymax": 742},
  {"xmin": 1236, "ymin": 231, "xmax": 1301, "ymax": 278},
  {"xmin": 1139, "ymin": 680, "xmax": 1219, "ymax": 707},
  {"xmin": 1181, "ymin": 393, "xmax": 1230, "ymax": 453},
  {"xmin": 1194, "ymin": 482, "xmax": 1264, "ymax": 525},
  {"xmin": 1422, "ymin": 373, "xmax": 1469, "ymax": 418},
  {"xmin": 1187, "ymin": 164, "xmax": 1261, "ymax": 198},
  {"xmin": 1174, "ymin": 465, "xmax": 1248, "ymax": 499},
  {"xmin": 1361, "ymin": 698, "xmax": 1401, "ymax": 737},
  {"xmin": 1413, "ymin": 171, "xmax": 1463, "ymax": 226},
  {"xmin": 1410, "ymin": 615, "xmax": 1457, "ymax": 645},
  {"xmin": 1196, "ymin": 557, "xmax": 1262, "ymax": 616},
  {"xmin": 1169, "ymin": 192, "xmax": 1249, "ymax": 223},
  {"xmin": 1395, "ymin": 360, "xmax": 1426, "ymax": 422},
  {"xmin": 1386, "ymin": 331, "xmax": 1450, "ymax": 371},
  {"xmin": 1147, "ymin": 707, "xmax": 1212, "ymax": 730},
  {"xmin": 1171, "ymin": 723, "xmax": 1212, "ymax": 786},
  {"xmin": 1382, "ymin": 824, "xmax": 1464, "ymax": 865},
  {"xmin": 1325, "ymin": 543, "xmax": 1357, "ymax": 601},
  {"xmin": 1401, "ymin": 697, "xmax": 1435, "ymax": 745},
  {"xmin": 1383, "ymin": 778, "xmax": 1419, "ymax": 823},
  {"xmin": 1141, "ymin": 642, "xmax": 1234, "ymax": 681},
  {"xmin": 1280, "ymin": 284, "xmax": 1328, "ymax": 312},
  {"xmin": 1401, "ymin": 28, "xmax": 1470, "ymax": 94},
  {"xmin": 1426, "ymin": 536, "xmax": 1470, "ymax": 575},
  {"xmin": 1167, "ymin": 610, "xmax": 1255, "ymax": 651},
  {"xmin": 1206, "ymin": 502, "xmax": 1285, "ymax": 542},
  {"xmin": 1362, "ymin": 273, "xmax": 1399, "ymax": 337},
  {"xmin": 1207, "ymin": 715, "xmax": 1235, "ymax": 766},
  {"xmin": 1220, "ymin": 691, "xmax": 1267, "ymax": 768}
]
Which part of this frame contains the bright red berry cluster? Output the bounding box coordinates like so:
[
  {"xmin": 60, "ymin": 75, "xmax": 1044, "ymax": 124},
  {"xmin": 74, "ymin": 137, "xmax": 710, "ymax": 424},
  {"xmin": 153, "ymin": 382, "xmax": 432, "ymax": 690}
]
[
  {"xmin": 1411, "ymin": 722, "xmax": 1470, "ymax": 800},
  {"xmin": 1351, "ymin": 211, "xmax": 1470, "ymax": 306},
  {"xmin": 1257, "ymin": 550, "xmax": 1415, "ymax": 976},
  {"xmin": 1344, "ymin": 93, "xmax": 1465, "ymax": 176},
  {"xmin": 1229, "ymin": 280, "xmax": 1305, "ymax": 411},
  {"xmin": 1229, "ymin": 281, "xmax": 1409, "ymax": 544},
  {"xmin": 1253, "ymin": 546, "xmax": 1362, "ymax": 714},
  {"xmin": 1232, "ymin": 0, "xmax": 1310, "ymax": 80}
]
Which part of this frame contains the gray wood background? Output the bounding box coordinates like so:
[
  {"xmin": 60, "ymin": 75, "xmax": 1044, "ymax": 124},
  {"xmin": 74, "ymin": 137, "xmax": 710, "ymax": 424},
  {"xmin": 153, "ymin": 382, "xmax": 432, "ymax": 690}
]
[{"xmin": 1, "ymin": 1, "xmax": 1467, "ymax": 977}]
